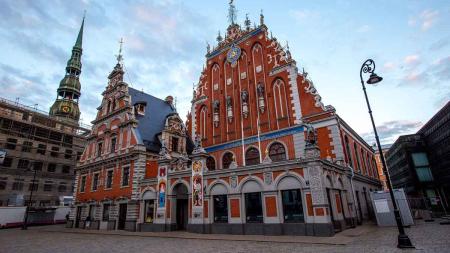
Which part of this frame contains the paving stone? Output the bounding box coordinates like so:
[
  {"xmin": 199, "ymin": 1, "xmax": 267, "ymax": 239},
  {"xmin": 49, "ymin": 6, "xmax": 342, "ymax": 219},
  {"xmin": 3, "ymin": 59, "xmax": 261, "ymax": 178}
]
[{"xmin": 0, "ymin": 219, "xmax": 449, "ymax": 253}]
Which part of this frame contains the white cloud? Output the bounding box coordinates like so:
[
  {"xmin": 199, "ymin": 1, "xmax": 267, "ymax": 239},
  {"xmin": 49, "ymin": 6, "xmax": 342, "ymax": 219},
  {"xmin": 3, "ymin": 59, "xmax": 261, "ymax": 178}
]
[
  {"xmin": 420, "ymin": 9, "xmax": 439, "ymax": 31},
  {"xmin": 403, "ymin": 54, "xmax": 420, "ymax": 66},
  {"xmin": 356, "ymin": 25, "xmax": 370, "ymax": 33},
  {"xmin": 383, "ymin": 62, "xmax": 396, "ymax": 72},
  {"xmin": 289, "ymin": 9, "xmax": 320, "ymax": 22}
]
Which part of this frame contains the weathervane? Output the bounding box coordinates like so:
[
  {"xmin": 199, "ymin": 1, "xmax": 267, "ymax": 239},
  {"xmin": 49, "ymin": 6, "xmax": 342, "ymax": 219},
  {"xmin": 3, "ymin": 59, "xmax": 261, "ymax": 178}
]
[
  {"xmin": 228, "ymin": 0, "xmax": 237, "ymax": 25},
  {"xmin": 116, "ymin": 38, "xmax": 124, "ymax": 64}
]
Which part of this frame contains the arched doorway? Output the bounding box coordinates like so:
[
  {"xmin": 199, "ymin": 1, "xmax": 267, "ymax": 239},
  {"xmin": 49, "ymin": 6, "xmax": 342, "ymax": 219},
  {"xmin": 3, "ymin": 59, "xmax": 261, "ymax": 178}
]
[{"xmin": 173, "ymin": 183, "xmax": 189, "ymax": 230}]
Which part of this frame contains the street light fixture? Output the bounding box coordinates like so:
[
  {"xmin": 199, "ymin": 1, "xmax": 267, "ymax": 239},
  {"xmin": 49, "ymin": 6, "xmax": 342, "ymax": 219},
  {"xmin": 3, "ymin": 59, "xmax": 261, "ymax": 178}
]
[
  {"xmin": 22, "ymin": 164, "xmax": 37, "ymax": 230},
  {"xmin": 359, "ymin": 59, "xmax": 414, "ymax": 249}
]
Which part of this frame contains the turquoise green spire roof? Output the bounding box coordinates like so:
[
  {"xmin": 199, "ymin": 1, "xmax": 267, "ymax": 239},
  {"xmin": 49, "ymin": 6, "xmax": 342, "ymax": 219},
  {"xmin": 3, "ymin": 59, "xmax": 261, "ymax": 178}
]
[
  {"xmin": 65, "ymin": 14, "xmax": 85, "ymax": 76},
  {"xmin": 74, "ymin": 13, "xmax": 84, "ymax": 49},
  {"xmin": 49, "ymin": 13, "xmax": 85, "ymax": 124}
]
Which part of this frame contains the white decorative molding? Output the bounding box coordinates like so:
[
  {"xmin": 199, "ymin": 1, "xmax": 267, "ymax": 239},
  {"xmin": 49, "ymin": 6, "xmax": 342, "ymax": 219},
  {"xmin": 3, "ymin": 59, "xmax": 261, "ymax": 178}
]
[
  {"xmin": 213, "ymin": 83, "xmax": 218, "ymax": 90},
  {"xmin": 226, "ymin": 78, "xmax": 232, "ymax": 85},
  {"xmin": 256, "ymin": 65, "xmax": 262, "ymax": 73},
  {"xmin": 304, "ymin": 79, "xmax": 325, "ymax": 110},
  {"xmin": 240, "ymin": 72, "xmax": 247, "ymax": 79},
  {"xmin": 288, "ymin": 65, "xmax": 302, "ymax": 124}
]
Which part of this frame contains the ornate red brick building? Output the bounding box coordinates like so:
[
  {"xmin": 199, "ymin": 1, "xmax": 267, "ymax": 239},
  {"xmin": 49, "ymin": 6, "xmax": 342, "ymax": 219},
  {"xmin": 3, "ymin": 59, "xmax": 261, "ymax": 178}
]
[{"xmin": 70, "ymin": 2, "xmax": 381, "ymax": 236}]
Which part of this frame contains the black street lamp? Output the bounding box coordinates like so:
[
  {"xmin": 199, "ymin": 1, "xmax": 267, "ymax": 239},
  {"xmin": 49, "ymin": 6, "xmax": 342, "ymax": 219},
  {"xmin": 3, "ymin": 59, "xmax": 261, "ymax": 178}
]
[
  {"xmin": 359, "ymin": 59, "xmax": 414, "ymax": 249},
  {"xmin": 22, "ymin": 164, "xmax": 38, "ymax": 230}
]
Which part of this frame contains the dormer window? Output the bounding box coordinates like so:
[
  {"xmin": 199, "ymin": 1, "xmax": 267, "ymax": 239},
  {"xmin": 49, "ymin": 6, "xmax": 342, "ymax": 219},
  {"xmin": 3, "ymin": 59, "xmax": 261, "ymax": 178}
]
[
  {"xmin": 171, "ymin": 137, "xmax": 179, "ymax": 152},
  {"xmin": 134, "ymin": 102, "xmax": 147, "ymax": 116}
]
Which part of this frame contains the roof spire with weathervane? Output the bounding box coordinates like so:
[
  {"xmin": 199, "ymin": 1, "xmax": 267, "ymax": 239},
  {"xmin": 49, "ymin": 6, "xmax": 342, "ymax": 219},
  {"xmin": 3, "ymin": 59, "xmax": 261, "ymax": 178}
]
[
  {"xmin": 228, "ymin": 0, "xmax": 237, "ymax": 25},
  {"xmin": 116, "ymin": 37, "xmax": 124, "ymax": 66}
]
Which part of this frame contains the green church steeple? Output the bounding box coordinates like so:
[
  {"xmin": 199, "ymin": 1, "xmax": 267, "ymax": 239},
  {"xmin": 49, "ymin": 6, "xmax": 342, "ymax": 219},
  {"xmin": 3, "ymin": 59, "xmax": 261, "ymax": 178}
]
[{"xmin": 49, "ymin": 14, "xmax": 85, "ymax": 124}]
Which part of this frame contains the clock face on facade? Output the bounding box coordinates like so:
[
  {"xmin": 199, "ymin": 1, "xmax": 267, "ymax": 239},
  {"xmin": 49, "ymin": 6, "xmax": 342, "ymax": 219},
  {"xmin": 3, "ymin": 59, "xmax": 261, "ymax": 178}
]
[
  {"xmin": 227, "ymin": 44, "xmax": 241, "ymax": 65},
  {"xmin": 61, "ymin": 106, "xmax": 71, "ymax": 113}
]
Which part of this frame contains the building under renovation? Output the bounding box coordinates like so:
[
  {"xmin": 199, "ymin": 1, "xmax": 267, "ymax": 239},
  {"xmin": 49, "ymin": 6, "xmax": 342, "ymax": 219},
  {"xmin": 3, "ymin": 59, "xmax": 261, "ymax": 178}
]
[{"xmin": 0, "ymin": 17, "xmax": 89, "ymax": 207}]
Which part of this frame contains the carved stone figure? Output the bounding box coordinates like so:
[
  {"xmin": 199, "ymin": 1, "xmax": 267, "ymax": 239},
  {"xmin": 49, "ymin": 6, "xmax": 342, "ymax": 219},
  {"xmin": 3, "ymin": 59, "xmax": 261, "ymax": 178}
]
[
  {"xmin": 257, "ymin": 83, "xmax": 265, "ymax": 97},
  {"xmin": 241, "ymin": 90, "xmax": 248, "ymax": 103},
  {"xmin": 304, "ymin": 123, "xmax": 317, "ymax": 147}
]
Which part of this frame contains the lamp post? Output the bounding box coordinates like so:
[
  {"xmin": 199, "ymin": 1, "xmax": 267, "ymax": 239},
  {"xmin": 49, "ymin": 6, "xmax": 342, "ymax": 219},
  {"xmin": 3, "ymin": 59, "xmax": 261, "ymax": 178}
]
[
  {"xmin": 22, "ymin": 164, "xmax": 37, "ymax": 230},
  {"xmin": 359, "ymin": 59, "xmax": 414, "ymax": 248}
]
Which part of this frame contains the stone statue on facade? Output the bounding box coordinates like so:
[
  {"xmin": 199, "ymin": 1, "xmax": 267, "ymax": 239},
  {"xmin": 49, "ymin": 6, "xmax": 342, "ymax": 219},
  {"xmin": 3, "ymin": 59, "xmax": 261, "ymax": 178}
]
[
  {"xmin": 192, "ymin": 134, "xmax": 206, "ymax": 154},
  {"xmin": 304, "ymin": 123, "xmax": 317, "ymax": 147},
  {"xmin": 159, "ymin": 141, "xmax": 171, "ymax": 159}
]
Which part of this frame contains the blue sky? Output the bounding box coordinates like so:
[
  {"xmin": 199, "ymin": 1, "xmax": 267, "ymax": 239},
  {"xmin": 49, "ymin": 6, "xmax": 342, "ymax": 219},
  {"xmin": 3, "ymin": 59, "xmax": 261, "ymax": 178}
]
[{"xmin": 0, "ymin": 0, "xmax": 448, "ymax": 144}]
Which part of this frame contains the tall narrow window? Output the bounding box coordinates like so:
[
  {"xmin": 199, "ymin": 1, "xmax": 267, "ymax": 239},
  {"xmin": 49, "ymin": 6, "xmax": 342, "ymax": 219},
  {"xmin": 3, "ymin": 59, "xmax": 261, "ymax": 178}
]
[
  {"xmin": 110, "ymin": 137, "xmax": 117, "ymax": 153},
  {"xmin": 222, "ymin": 152, "xmax": 234, "ymax": 169},
  {"xmin": 245, "ymin": 147, "xmax": 260, "ymax": 166},
  {"xmin": 360, "ymin": 148, "xmax": 367, "ymax": 175},
  {"xmin": 122, "ymin": 166, "xmax": 130, "ymax": 186},
  {"xmin": 354, "ymin": 143, "xmax": 361, "ymax": 172},
  {"xmin": 105, "ymin": 170, "xmax": 113, "ymax": 189},
  {"xmin": 213, "ymin": 195, "xmax": 228, "ymax": 223},
  {"xmin": 97, "ymin": 142, "xmax": 103, "ymax": 157},
  {"xmin": 92, "ymin": 173, "xmax": 99, "ymax": 191},
  {"xmin": 269, "ymin": 142, "xmax": 286, "ymax": 162},
  {"xmin": 200, "ymin": 106, "xmax": 207, "ymax": 138},
  {"xmin": 245, "ymin": 192, "xmax": 263, "ymax": 222},
  {"xmin": 344, "ymin": 136, "xmax": 353, "ymax": 167},
  {"xmin": 273, "ymin": 79, "xmax": 287, "ymax": 119},
  {"xmin": 171, "ymin": 137, "xmax": 179, "ymax": 152},
  {"xmin": 80, "ymin": 175, "xmax": 86, "ymax": 192},
  {"xmin": 282, "ymin": 189, "xmax": 304, "ymax": 222}
]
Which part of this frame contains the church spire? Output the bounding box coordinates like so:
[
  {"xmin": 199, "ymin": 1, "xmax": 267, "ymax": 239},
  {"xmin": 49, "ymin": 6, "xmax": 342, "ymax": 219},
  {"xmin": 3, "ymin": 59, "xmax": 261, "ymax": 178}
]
[
  {"xmin": 49, "ymin": 14, "xmax": 85, "ymax": 124},
  {"xmin": 74, "ymin": 12, "xmax": 85, "ymax": 49}
]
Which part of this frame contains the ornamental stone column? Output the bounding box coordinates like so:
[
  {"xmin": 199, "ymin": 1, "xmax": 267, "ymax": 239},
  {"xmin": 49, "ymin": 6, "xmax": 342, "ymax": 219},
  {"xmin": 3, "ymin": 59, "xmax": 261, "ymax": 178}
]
[
  {"xmin": 303, "ymin": 123, "xmax": 334, "ymax": 236},
  {"xmin": 154, "ymin": 145, "xmax": 171, "ymax": 231},
  {"xmin": 188, "ymin": 135, "xmax": 209, "ymax": 233}
]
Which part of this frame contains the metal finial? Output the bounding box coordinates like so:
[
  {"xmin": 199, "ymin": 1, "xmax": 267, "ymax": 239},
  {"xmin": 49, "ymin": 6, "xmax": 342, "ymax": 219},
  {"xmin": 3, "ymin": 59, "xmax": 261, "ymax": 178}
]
[
  {"xmin": 260, "ymin": 9, "xmax": 264, "ymax": 25},
  {"xmin": 116, "ymin": 38, "xmax": 124, "ymax": 64},
  {"xmin": 228, "ymin": 0, "xmax": 237, "ymax": 25},
  {"xmin": 245, "ymin": 13, "xmax": 251, "ymax": 29},
  {"xmin": 217, "ymin": 30, "xmax": 223, "ymax": 42}
]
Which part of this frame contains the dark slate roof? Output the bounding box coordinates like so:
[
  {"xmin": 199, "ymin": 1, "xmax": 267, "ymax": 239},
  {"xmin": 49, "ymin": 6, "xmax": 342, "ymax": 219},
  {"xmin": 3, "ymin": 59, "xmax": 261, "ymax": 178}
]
[{"xmin": 128, "ymin": 87, "xmax": 175, "ymax": 152}]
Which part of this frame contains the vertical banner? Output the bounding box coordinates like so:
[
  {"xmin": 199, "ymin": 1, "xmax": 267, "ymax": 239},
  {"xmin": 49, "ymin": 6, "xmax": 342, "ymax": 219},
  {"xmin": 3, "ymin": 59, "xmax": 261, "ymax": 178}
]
[
  {"xmin": 157, "ymin": 166, "xmax": 167, "ymax": 208},
  {"xmin": 192, "ymin": 160, "xmax": 203, "ymax": 207}
]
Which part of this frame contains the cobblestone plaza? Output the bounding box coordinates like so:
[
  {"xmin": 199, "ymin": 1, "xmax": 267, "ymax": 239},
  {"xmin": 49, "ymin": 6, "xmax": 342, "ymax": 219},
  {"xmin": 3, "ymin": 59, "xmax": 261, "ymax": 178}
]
[{"xmin": 1, "ymin": 220, "xmax": 449, "ymax": 253}]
